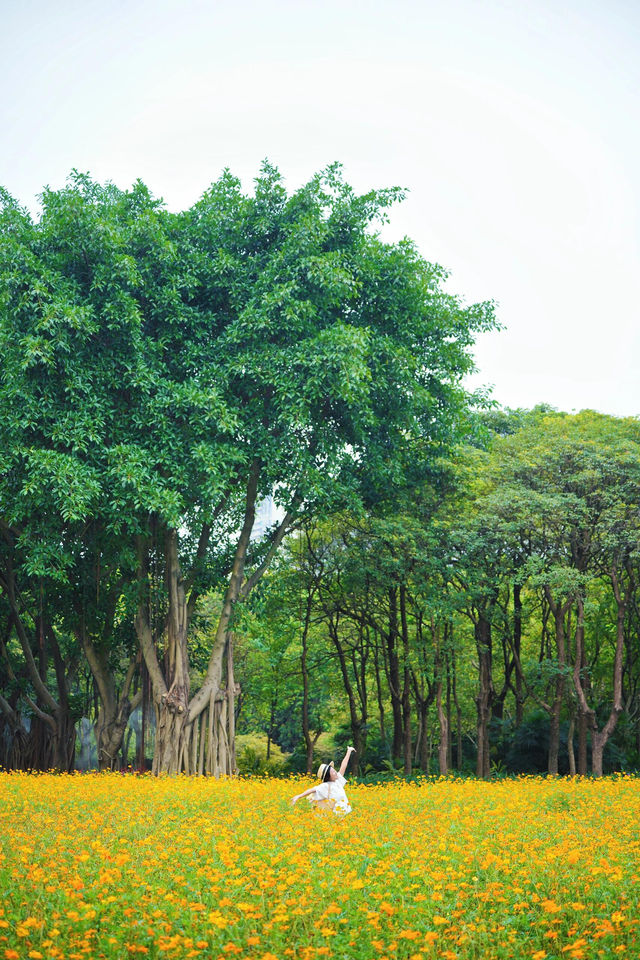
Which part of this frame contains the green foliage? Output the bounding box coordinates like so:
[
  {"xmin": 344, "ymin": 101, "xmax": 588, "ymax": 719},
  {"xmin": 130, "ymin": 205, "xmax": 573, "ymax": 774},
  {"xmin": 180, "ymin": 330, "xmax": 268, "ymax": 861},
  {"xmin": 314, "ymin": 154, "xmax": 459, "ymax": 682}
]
[
  {"xmin": 1, "ymin": 162, "xmax": 496, "ymax": 555},
  {"xmin": 235, "ymin": 733, "xmax": 289, "ymax": 776}
]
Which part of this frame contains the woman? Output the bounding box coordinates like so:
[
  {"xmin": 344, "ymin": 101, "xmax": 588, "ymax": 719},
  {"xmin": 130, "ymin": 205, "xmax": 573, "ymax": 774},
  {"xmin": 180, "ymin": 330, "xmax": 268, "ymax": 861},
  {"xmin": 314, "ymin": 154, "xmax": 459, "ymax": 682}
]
[{"xmin": 291, "ymin": 746, "xmax": 355, "ymax": 814}]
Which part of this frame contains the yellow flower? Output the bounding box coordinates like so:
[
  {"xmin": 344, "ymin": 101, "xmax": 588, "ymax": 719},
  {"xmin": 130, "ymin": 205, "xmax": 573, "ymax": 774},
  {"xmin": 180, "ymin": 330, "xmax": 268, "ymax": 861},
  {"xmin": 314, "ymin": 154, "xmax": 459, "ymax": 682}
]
[
  {"xmin": 0, "ymin": 771, "xmax": 638, "ymax": 960},
  {"xmin": 541, "ymin": 899, "xmax": 562, "ymax": 914}
]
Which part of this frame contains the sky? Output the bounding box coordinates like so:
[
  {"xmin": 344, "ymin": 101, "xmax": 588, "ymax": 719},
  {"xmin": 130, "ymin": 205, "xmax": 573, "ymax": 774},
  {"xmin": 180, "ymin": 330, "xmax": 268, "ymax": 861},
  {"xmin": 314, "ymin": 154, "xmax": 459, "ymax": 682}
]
[{"xmin": 2, "ymin": 0, "xmax": 639, "ymax": 417}]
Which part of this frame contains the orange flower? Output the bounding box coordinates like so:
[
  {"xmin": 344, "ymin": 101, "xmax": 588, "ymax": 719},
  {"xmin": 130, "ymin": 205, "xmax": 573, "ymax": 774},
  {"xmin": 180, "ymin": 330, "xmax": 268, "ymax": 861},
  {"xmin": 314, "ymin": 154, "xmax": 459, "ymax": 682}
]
[
  {"xmin": 0, "ymin": 771, "xmax": 638, "ymax": 960},
  {"xmin": 562, "ymin": 940, "xmax": 587, "ymax": 953}
]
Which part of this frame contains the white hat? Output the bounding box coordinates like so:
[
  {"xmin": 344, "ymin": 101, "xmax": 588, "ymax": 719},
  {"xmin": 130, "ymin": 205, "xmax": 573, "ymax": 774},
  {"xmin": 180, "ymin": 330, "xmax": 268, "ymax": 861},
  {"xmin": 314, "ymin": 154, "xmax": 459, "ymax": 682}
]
[{"xmin": 316, "ymin": 761, "xmax": 334, "ymax": 782}]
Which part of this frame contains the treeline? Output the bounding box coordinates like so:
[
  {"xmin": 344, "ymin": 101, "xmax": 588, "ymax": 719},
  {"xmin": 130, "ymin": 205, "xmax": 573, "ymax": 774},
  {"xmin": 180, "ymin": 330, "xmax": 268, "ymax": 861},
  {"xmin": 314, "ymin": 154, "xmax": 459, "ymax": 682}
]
[
  {"xmin": 1, "ymin": 167, "xmax": 637, "ymax": 779},
  {"xmin": 235, "ymin": 408, "xmax": 640, "ymax": 779}
]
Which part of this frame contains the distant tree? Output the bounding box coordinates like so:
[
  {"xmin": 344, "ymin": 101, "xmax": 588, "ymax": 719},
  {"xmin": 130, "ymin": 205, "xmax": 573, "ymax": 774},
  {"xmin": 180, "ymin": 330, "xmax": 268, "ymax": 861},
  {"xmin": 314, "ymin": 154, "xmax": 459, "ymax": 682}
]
[{"xmin": 486, "ymin": 411, "xmax": 640, "ymax": 775}]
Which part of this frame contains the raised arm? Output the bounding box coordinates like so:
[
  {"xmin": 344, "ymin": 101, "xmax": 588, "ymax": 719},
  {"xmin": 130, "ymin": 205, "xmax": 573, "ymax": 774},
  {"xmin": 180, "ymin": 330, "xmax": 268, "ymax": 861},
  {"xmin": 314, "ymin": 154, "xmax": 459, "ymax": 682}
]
[
  {"xmin": 338, "ymin": 746, "xmax": 356, "ymax": 777},
  {"xmin": 291, "ymin": 785, "xmax": 317, "ymax": 805}
]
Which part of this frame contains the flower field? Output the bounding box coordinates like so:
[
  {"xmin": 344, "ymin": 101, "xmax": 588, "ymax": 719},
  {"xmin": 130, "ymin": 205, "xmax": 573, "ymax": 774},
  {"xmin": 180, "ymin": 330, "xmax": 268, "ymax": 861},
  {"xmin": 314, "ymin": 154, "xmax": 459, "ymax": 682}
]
[{"xmin": 1, "ymin": 773, "xmax": 638, "ymax": 960}]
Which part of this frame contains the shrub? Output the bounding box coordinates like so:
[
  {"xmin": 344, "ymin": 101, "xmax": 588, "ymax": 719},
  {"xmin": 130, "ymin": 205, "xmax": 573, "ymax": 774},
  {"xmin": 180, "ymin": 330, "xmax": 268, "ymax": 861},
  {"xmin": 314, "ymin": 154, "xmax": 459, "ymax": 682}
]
[{"xmin": 235, "ymin": 734, "xmax": 290, "ymax": 776}]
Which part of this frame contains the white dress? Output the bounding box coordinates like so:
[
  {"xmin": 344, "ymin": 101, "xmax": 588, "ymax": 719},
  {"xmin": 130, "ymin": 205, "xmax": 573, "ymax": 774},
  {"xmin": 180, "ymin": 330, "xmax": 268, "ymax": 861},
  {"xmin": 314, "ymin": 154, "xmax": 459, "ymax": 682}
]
[{"xmin": 309, "ymin": 772, "xmax": 352, "ymax": 815}]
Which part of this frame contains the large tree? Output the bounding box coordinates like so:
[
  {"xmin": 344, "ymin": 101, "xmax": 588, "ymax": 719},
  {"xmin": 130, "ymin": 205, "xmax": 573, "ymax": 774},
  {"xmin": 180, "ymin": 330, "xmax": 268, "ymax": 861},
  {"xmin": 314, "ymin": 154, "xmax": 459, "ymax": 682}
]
[{"xmin": 0, "ymin": 164, "xmax": 494, "ymax": 773}]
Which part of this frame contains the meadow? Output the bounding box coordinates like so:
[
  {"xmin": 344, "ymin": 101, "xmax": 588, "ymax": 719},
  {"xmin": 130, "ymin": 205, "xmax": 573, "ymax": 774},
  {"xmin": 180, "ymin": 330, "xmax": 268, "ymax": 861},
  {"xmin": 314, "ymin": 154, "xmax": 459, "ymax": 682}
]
[{"xmin": 0, "ymin": 773, "xmax": 638, "ymax": 960}]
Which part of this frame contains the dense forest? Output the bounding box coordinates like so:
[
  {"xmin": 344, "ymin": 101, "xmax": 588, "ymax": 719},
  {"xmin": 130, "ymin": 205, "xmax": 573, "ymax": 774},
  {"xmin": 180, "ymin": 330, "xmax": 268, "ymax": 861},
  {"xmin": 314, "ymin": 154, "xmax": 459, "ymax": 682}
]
[{"xmin": 0, "ymin": 167, "xmax": 638, "ymax": 779}]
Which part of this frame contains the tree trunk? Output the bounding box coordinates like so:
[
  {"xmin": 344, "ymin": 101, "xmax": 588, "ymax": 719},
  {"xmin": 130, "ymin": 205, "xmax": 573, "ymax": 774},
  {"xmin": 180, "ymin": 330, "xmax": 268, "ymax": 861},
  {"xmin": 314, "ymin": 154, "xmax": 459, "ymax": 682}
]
[
  {"xmin": 386, "ymin": 588, "xmax": 404, "ymax": 763},
  {"xmin": 96, "ymin": 697, "xmax": 138, "ymax": 771},
  {"xmin": 545, "ymin": 589, "xmax": 571, "ymax": 777},
  {"xmin": 373, "ymin": 636, "xmax": 387, "ymax": 747},
  {"xmin": 411, "ymin": 662, "xmax": 434, "ymax": 774},
  {"xmin": 419, "ymin": 702, "xmax": 430, "ymax": 771},
  {"xmin": 434, "ymin": 626, "xmax": 448, "ymax": 775},
  {"xmin": 152, "ymin": 529, "xmax": 191, "ymax": 775},
  {"xmin": 591, "ymin": 731, "xmax": 605, "ymax": 778},
  {"xmin": 451, "ymin": 644, "xmax": 463, "ymax": 770},
  {"xmin": 586, "ymin": 571, "xmax": 628, "ymax": 775},
  {"xmin": 135, "ymin": 462, "xmax": 264, "ymax": 776},
  {"xmin": 227, "ymin": 633, "xmax": 236, "ymax": 774},
  {"xmin": 513, "ymin": 584, "xmax": 524, "ymax": 726},
  {"xmin": 0, "ymin": 576, "xmax": 78, "ymax": 772},
  {"xmin": 399, "ymin": 586, "xmax": 412, "ymax": 776},
  {"xmin": 445, "ymin": 641, "xmax": 452, "ymax": 771},
  {"xmin": 300, "ymin": 587, "xmax": 317, "ymax": 774},
  {"xmin": 0, "ymin": 691, "xmax": 29, "ymax": 770},
  {"xmin": 573, "ymin": 581, "xmax": 626, "ymax": 776},
  {"xmin": 436, "ymin": 675, "xmax": 448, "ymax": 775},
  {"xmin": 577, "ymin": 710, "xmax": 588, "ymax": 775},
  {"xmin": 186, "ymin": 461, "xmax": 262, "ymax": 769},
  {"xmin": 328, "ymin": 614, "xmax": 367, "ymax": 764},
  {"xmin": 567, "ymin": 714, "xmax": 576, "ymax": 776},
  {"xmin": 577, "ymin": 637, "xmax": 589, "ymax": 775},
  {"xmin": 0, "ymin": 561, "xmax": 75, "ymax": 771},
  {"xmin": 475, "ymin": 613, "xmax": 493, "ymax": 779},
  {"xmin": 79, "ymin": 629, "xmax": 141, "ymax": 771}
]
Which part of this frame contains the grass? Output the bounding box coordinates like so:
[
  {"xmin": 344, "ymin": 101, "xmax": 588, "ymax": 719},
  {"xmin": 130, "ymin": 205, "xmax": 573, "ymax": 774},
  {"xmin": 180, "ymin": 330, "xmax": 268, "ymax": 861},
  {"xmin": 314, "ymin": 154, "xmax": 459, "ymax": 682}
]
[{"xmin": 0, "ymin": 772, "xmax": 638, "ymax": 960}]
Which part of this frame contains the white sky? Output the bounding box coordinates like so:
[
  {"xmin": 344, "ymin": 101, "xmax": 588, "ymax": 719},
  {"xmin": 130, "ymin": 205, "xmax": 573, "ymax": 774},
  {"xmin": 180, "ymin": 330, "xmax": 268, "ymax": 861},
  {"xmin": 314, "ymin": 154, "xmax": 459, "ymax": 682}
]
[{"xmin": 2, "ymin": 0, "xmax": 639, "ymax": 416}]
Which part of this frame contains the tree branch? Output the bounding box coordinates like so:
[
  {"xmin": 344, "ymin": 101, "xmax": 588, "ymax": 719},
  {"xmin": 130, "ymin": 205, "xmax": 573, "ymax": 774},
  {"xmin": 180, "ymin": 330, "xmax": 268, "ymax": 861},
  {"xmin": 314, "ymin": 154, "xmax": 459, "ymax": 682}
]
[
  {"xmin": 134, "ymin": 536, "xmax": 168, "ymax": 704},
  {"xmin": 0, "ymin": 562, "xmax": 60, "ymax": 715},
  {"xmin": 0, "ymin": 691, "xmax": 23, "ymax": 728},
  {"xmin": 24, "ymin": 694, "xmax": 56, "ymax": 730},
  {"xmin": 76, "ymin": 626, "xmax": 116, "ymax": 714},
  {"xmin": 240, "ymin": 497, "xmax": 302, "ymax": 599},
  {"xmin": 188, "ymin": 459, "xmax": 261, "ymax": 722}
]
